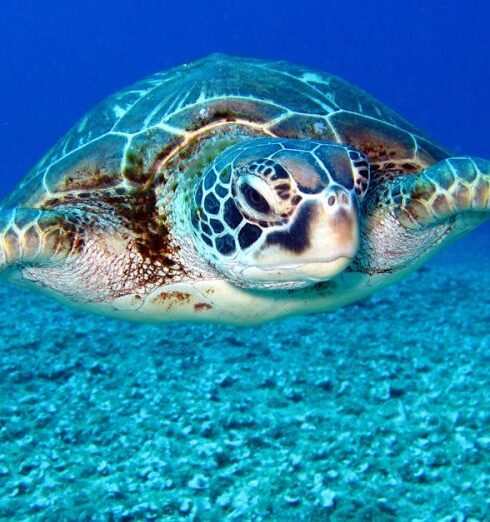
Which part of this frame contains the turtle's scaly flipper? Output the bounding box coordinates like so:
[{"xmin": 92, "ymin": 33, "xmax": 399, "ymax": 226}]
[
  {"xmin": 387, "ymin": 157, "xmax": 490, "ymax": 229},
  {"xmin": 0, "ymin": 208, "xmax": 81, "ymax": 272}
]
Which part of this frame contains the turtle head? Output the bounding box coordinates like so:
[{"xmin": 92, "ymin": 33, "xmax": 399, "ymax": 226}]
[{"xmin": 190, "ymin": 138, "xmax": 370, "ymax": 288}]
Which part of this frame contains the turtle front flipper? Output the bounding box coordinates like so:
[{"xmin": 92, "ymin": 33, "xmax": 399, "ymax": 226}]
[
  {"xmin": 0, "ymin": 208, "xmax": 82, "ymax": 273},
  {"xmin": 388, "ymin": 157, "xmax": 490, "ymax": 230}
]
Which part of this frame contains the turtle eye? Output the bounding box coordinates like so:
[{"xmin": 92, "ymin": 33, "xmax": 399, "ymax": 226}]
[{"xmin": 239, "ymin": 181, "xmax": 272, "ymax": 215}]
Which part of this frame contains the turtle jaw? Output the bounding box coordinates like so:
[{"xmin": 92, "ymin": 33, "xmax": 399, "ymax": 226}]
[
  {"xmin": 238, "ymin": 256, "xmax": 354, "ymax": 285},
  {"xmin": 231, "ymin": 194, "xmax": 360, "ymax": 288}
]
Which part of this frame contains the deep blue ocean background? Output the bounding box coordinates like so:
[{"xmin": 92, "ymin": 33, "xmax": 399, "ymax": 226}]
[
  {"xmin": 1, "ymin": 2, "xmax": 490, "ymax": 520},
  {"xmin": 1, "ymin": 0, "xmax": 490, "ymax": 209}
]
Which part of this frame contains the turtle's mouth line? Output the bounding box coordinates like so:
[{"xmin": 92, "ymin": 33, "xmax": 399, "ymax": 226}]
[
  {"xmin": 254, "ymin": 256, "xmax": 353, "ymax": 271},
  {"xmin": 234, "ymin": 256, "xmax": 354, "ymax": 284}
]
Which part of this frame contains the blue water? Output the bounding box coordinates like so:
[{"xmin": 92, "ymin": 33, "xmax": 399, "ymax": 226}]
[
  {"xmin": 1, "ymin": 1, "xmax": 489, "ymax": 520},
  {"xmin": 2, "ymin": 1, "xmax": 490, "ymax": 202}
]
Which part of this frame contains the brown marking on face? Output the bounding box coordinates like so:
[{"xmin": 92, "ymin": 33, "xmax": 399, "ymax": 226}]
[
  {"xmin": 331, "ymin": 208, "xmax": 356, "ymax": 244},
  {"xmin": 281, "ymin": 157, "xmax": 322, "ymax": 192},
  {"xmin": 194, "ymin": 302, "xmax": 212, "ymax": 311}
]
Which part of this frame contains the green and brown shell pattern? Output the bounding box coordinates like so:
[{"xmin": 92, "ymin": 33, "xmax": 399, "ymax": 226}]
[{"xmin": 3, "ymin": 53, "xmax": 449, "ymax": 212}]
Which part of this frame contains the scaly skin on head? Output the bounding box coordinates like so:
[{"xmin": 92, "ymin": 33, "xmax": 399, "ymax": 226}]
[{"xmin": 186, "ymin": 138, "xmax": 371, "ymax": 289}]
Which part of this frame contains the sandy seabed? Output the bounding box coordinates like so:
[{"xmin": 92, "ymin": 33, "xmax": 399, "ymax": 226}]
[{"xmin": 0, "ymin": 234, "xmax": 489, "ymax": 521}]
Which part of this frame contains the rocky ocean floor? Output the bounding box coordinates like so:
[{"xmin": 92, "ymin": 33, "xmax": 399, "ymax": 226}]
[{"xmin": 0, "ymin": 233, "xmax": 489, "ymax": 521}]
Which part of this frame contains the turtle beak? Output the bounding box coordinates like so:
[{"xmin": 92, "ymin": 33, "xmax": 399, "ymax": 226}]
[{"xmin": 293, "ymin": 186, "xmax": 359, "ymax": 280}]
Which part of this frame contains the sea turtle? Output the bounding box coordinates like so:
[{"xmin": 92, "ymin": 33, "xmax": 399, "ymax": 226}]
[{"xmin": 1, "ymin": 54, "xmax": 489, "ymax": 325}]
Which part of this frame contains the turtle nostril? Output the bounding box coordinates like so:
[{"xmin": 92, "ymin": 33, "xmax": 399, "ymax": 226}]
[{"xmin": 326, "ymin": 190, "xmax": 349, "ymax": 207}]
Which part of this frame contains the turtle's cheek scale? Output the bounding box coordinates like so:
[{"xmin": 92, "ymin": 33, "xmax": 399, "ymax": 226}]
[
  {"xmin": 190, "ymin": 167, "xmax": 270, "ymax": 278},
  {"xmin": 223, "ymin": 199, "xmax": 242, "ymax": 229},
  {"xmin": 238, "ymin": 224, "xmax": 262, "ymax": 249}
]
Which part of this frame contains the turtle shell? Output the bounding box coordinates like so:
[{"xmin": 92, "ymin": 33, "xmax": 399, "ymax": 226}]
[{"xmin": 3, "ymin": 54, "xmax": 449, "ymax": 210}]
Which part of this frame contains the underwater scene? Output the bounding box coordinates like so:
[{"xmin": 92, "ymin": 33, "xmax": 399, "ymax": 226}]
[{"xmin": 1, "ymin": 1, "xmax": 489, "ymax": 520}]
